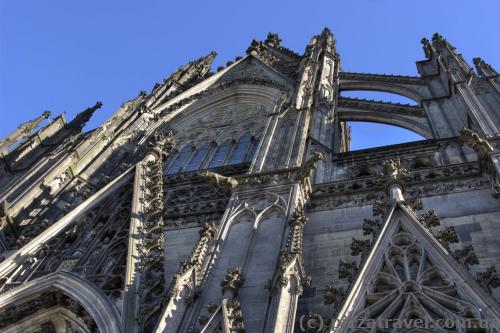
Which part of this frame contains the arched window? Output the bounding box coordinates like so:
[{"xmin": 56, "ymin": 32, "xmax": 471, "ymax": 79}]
[
  {"xmin": 227, "ymin": 134, "xmax": 252, "ymax": 165},
  {"xmin": 165, "ymin": 145, "xmax": 193, "ymax": 174},
  {"xmin": 185, "ymin": 145, "xmax": 210, "ymax": 172},
  {"xmin": 207, "ymin": 140, "xmax": 232, "ymax": 168}
]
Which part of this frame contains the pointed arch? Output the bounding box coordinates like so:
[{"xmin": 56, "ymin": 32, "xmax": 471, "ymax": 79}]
[{"xmin": 0, "ymin": 271, "xmax": 122, "ymax": 333}]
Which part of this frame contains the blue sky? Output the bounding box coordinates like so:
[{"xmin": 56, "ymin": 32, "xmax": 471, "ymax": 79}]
[{"xmin": 1, "ymin": 0, "xmax": 498, "ymax": 150}]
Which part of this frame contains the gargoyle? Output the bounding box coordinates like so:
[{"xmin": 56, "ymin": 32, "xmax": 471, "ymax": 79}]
[
  {"xmin": 459, "ymin": 127, "xmax": 493, "ymax": 159},
  {"xmin": 199, "ymin": 171, "xmax": 238, "ymax": 193}
]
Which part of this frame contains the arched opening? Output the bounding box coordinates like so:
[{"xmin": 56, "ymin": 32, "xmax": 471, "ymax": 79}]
[
  {"xmin": 0, "ymin": 272, "xmax": 122, "ymax": 333},
  {"xmin": 340, "ymin": 90, "xmax": 418, "ymax": 106},
  {"xmin": 348, "ymin": 122, "xmax": 425, "ymax": 151}
]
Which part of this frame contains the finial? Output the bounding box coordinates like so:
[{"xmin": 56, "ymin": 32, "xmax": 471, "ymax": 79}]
[
  {"xmin": 431, "ymin": 33, "xmax": 456, "ymax": 51},
  {"xmin": 265, "ymin": 32, "xmax": 282, "ymax": 47},
  {"xmin": 67, "ymin": 101, "xmax": 102, "ymax": 129},
  {"xmin": 432, "ymin": 33, "xmax": 445, "ymax": 44},
  {"xmin": 473, "ymin": 57, "xmax": 498, "ymax": 77},
  {"xmin": 42, "ymin": 111, "xmax": 51, "ymax": 119},
  {"xmin": 421, "ymin": 37, "xmax": 430, "ymax": 47}
]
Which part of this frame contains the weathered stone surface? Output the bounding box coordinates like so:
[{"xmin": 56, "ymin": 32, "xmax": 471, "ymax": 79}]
[{"xmin": 1, "ymin": 29, "xmax": 500, "ymax": 333}]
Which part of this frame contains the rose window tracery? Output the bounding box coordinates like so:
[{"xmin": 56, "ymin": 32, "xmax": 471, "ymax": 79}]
[{"xmin": 351, "ymin": 229, "xmax": 484, "ymax": 332}]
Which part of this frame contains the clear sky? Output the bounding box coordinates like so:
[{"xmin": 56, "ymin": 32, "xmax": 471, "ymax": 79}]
[{"xmin": 1, "ymin": 0, "xmax": 498, "ymax": 150}]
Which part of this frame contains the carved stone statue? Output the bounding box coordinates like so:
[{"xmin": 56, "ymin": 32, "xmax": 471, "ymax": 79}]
[{"xmin": 383, "ymin": 158, "xmax": 410, "ymax": 181}]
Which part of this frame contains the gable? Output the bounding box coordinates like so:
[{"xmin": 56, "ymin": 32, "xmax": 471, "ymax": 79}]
[
  {"xmin": 215, "ymin": 56, "xmax": 295, "ymax": 88},
  {"xmin": 333, "ymin": 203, "xmax": 500, "ymax": 332}
]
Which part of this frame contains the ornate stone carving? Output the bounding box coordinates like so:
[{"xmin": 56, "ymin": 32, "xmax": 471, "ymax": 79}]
[
  {"xmin": 159, "ymin": 78, "xmax": 290, "ymax": 118},
  {"xmin": 381, "ymin": 158, "xmax": 410, "ymax": 185},
  {"xmin": 338, "ymin": 260, "xmax": 358, "ymax": 282},
  {"xmin": 452, "ymin": 245, "xmax": 479, "ymax": 270},
  {"xmin": 473, "ymin": 57, "xmax": 498, "ymax": 77},
  {"xmin": 323, "ymin": 285, "xmax": 346, "ymax": 310},
  {"xmin": 348, "ymin": 230, "xmax": 485, "ymax": 331},
  {"xmin": 278, "ymin": 205, "xmax": 310, "ymax": 288},
  {"xmin": 146, "ymin": 130, "xmax": 175, "ymax": 159},
  {"xmin": 136, "ymin": 130, "xmax": 174, "ymax": 329},
  {"xmin": 476, "ymin": 266, "xmax": 500, "ymax": 293},
  {"xmin": 459, "ymin": 127, "xmax": 494, "ymax": 159},
  {"xmin": 372, "ymin": 197, "xmax": 389, "ymax": 217},
  {"xmin": 206, "ymin": 302, "xmax": 218, "ymax": 314},
  {"xmin": 350, "ymin": 238, "xmax": 371, "ymax": 259},
  {"xmin": 265, "ymin": 32, "xmax": 282, "ymax": 47},
  {"xmin": 171, "ymin": 222, "xmax": 216, "ymax": 290},
  {"xmin": 417, "ymin": 209, "xmax": 440, "ymax": 228},
  {"xmin": 297, "ymin": 152, "xmax": 324, "ymax": 196},
  {"xmin": 0, "ymin": 110, "xmax": 51, "ymax": 156},
  {"xmin": 198, "ymin": 171, "xmax": 238, "ymax": 193},
  {"xmin": 223, "ymin": 299, "xmax": 245, "ymax": 333},
  {"xmin": 403, "ymin": 189, "xmax": 423, "ymax": 211},
  {"xmin": 434, "ymin": 226, "xmax": 459, "ymax": 250},
  {"xmin": 221, "ymin": 267, "xmax": 245, "ymax": 296},
  {"xmin": 362, "ymin": 218, "xmax": 381, "ymax": 236}
]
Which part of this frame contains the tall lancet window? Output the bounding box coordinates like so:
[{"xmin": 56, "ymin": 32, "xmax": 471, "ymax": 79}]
[
  {"xmin": 227, "ymin": 134, "xmax": 252, "ymax": 165},
  {"xmin": 185, "ymin": 145, "xmax": 210, "ymax": 172},
  {"xmin": 165, "ymin": 145, "xmax": 193, "ymax": 174},
  {"xmin": 207, "ymin": 140, "xmax": 231, "ymax": 168},
  {"xmin": 245, "ymin": 137, "xmax": 259, "ymax": 162}
]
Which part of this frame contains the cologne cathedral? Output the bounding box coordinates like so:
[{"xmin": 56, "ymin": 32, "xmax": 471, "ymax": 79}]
[{"xmin": 1, "ymin": 28, "xmax": 500, "ymax": 333}]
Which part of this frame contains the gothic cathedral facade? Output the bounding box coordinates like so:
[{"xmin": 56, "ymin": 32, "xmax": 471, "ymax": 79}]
[{"xmin": 1, "ymin": 29, "xmax": 500, "ymax": 333}]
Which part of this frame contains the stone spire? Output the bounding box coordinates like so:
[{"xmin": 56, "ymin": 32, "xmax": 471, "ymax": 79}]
[
  {"xmin": 304, "ymin": 27, "xmax": 337, "ymax": 59},
  {"xmin": 473, "ymin": 57, "xmax": 498, "ymax": 78},
  {"xmin": 0, "ymin": 110, "xmax": 50, "ymax": 155},
  {"xmin": 67, "ymin": 101, "xmax": 102, "ymax": 130},
  {"xmin": 148, "ymin": 51, "xmax": 217, "ymax": 108}
]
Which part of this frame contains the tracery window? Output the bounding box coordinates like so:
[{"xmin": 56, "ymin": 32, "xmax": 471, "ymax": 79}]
[
  {"xmin": 245, "ymin": 138, "xmax": 258, "ymax": 162},
  {"xmin": 185, "ymin": 144, "xmax": 209, "ymax": 172},
  {"xmin": 207, "ymin": 140, "xmax": 232, "ymax": 168},
  {"xmin": 165, "ymin": 134, "xmax": 260, "ymax": 174},
  {"xmin": 226, "ymin": 134, "xmax": 253, "ymax": 165},
  {"xmin": 165, "ymin": 145, "xmax": 193, "ymax": 174}
]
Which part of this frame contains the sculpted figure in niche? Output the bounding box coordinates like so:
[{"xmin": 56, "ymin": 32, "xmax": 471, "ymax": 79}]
[{"xmin": 198, "ymin": 171, "xmax": 238, "ymax": 193}]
